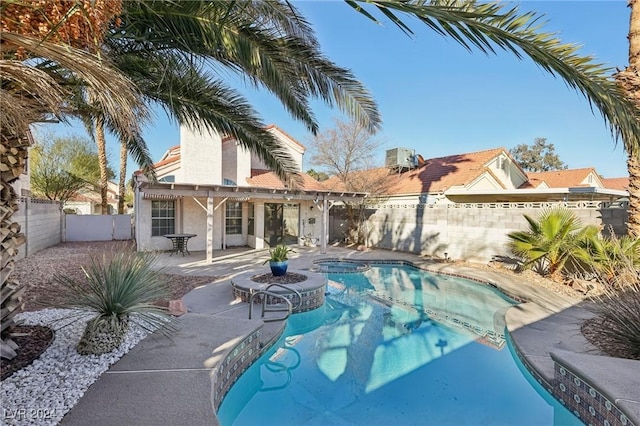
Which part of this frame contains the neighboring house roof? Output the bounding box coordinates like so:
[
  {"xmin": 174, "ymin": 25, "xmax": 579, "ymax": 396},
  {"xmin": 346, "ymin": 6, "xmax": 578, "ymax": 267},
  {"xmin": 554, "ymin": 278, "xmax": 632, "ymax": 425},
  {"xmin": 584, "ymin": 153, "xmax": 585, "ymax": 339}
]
[
  {"xmin": 602, "ymin": 177, "xmax": 629, "ymax": 191},
  {"xmin": 246, "ymin": 169, "xmax": 325, "ymax": 191},
  {"xmin": 521, "ymin": 168, "xmax": 600, "ymax": 189},
  {"xmin": 323, "ymin": 147, "xmax": 509, "ymax": 195}
]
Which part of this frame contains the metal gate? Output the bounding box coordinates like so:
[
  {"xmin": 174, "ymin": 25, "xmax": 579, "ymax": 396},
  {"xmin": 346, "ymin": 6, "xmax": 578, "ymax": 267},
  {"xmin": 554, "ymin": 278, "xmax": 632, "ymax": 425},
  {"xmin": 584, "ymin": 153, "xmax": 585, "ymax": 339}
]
[{"xmin": 66, "ymin": 214, "xmax": 133, "ymax": 241}]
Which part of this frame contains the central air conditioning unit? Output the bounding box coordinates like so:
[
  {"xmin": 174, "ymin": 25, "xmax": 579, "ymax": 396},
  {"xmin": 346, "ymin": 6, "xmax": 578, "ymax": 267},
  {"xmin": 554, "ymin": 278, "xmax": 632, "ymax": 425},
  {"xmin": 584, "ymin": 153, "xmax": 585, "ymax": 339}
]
[{"xmin": 385, "ymin": 147, "xmax": 416, "ymax": 170}]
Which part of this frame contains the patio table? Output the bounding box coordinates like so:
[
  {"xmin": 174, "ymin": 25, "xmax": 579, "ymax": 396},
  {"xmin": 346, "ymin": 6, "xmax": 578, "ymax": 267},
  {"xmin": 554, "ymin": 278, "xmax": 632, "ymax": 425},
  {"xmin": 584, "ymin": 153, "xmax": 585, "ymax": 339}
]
[{"xmin": 163, "ymin": 233, "xmax": 197, "ymax": 256}]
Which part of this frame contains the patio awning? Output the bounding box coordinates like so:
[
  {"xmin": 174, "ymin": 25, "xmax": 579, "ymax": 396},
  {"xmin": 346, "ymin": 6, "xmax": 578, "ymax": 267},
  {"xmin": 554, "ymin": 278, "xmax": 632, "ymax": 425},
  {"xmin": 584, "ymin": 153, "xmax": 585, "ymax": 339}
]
[
  {"xmin": 142, "ymin": 193, "xmax": 178, "ymax": 200},
  {"xmin": 138, "ymin": 181, "xmax": 368, "ymax": 202}
]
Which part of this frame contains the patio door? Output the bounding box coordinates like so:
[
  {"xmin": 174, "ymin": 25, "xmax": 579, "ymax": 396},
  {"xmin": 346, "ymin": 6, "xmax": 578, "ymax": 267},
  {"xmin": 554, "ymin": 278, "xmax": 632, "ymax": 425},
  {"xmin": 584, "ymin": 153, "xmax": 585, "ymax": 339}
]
[{"xmin": 264, "ymin": 203, "xmax": 299, "ymax": 247}]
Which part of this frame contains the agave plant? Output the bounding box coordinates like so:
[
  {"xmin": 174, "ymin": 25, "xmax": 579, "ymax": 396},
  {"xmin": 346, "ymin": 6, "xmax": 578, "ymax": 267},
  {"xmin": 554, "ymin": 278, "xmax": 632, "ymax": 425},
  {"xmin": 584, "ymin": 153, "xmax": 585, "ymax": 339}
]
[
  {"xmin": 507, "ymin": 208, "xmax": 599, "ymax": 280},
  {"xmin": 264, "ymin": 245, "xmax": 295, "ymax": 263},
  {"xmin": 52, "ymin": 251, "xmax": 173, "ymax": 355}
]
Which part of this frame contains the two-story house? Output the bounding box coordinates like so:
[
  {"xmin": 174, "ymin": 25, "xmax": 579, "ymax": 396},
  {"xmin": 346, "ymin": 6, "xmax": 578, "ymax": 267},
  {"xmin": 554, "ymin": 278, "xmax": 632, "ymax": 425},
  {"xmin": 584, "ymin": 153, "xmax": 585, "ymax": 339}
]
[{"xmin": 133, "ymin": 124, "xmax": 366, "ymax": 259}]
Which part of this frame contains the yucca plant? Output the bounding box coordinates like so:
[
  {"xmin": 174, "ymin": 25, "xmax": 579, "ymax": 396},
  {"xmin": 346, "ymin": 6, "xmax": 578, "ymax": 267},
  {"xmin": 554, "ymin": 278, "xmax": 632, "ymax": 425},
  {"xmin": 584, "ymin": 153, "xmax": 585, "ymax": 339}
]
[
  {"xmin": 52, "ymin": 251, "xmax": 173, "ymax": 355},
  {"xmin": 583, "ymin": 237, "xmax": 640, "ymax": 360},
  {"xmin": 507, "ymin": 208, "xmax": 599, "ymax": 280}
]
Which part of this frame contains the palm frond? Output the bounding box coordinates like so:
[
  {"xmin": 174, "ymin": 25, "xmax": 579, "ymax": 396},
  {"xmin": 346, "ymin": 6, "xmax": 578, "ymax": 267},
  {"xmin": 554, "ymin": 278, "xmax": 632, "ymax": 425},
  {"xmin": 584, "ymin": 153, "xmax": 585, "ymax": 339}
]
[
  {"xmin": 111, "ymin": 53, "xmax": 301, "ymax": 184},
  {"xmin": 350, "ymin": 0, "xmax": 640, "ymax": 152},
  {"xmin": 1, "ymin": 32, "xmax": 148, "ymax": 141},
  {"xmin": 111, "ymin": 0, "xmax": 382, "ymax": 134}
]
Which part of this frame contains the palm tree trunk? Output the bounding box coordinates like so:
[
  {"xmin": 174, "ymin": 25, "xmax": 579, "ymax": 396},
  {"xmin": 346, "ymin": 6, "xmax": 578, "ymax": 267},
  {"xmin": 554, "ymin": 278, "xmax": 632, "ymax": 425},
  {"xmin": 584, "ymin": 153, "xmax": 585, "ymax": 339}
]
[
  {"xmin": 118, "ymin": 138, "xmax": 127, "ymax": 215},
  {"xmin": 95, "ymin": 116, "xmax": 109, "ymax": 215},
  {"xmin": 0, "ymin": 132, "xmax": 30, "ymax": 359},
  {"xmin": 625, "ymin": 0, "xmax": 640, "ymax": 237}
]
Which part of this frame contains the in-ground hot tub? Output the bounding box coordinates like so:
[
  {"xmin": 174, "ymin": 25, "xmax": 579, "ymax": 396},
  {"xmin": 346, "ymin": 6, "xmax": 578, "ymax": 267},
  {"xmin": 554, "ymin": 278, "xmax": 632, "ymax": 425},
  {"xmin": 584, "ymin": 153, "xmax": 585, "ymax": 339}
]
[{"xmin": 312, "ymin": 259, "xmax": 370, "ymax": 273}]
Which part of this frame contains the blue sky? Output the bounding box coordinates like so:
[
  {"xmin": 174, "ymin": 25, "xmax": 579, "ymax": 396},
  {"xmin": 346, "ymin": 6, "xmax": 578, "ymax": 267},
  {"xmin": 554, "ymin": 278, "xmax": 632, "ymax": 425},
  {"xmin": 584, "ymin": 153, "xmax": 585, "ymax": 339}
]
[{"xmin": 39, "ymin": 1, "xmax": 630, "ymax": 178}]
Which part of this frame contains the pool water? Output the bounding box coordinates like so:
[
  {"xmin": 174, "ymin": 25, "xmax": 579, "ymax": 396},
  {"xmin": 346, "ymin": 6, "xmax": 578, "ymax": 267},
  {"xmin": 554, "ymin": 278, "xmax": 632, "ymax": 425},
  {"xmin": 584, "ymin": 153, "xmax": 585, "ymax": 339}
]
[{"xmin": 217, "ymin": 264, "xmax": 583, "ymax": 426}]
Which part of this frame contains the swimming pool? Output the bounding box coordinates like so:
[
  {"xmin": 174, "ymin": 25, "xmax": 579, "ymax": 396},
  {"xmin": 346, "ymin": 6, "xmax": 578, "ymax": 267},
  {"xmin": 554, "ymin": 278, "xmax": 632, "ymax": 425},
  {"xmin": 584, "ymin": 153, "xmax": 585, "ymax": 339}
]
[{"xmin": 218, "ymin": 263, "xmax": 583, "ymax": 426}]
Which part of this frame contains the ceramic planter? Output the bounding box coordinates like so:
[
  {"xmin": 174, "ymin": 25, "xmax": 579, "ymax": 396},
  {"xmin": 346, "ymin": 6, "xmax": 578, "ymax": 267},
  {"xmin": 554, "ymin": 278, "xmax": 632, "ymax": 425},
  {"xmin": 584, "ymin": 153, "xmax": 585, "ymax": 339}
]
[{"xmin": 269, "ymin": 260, "xmax": 288, "ymax": 276}]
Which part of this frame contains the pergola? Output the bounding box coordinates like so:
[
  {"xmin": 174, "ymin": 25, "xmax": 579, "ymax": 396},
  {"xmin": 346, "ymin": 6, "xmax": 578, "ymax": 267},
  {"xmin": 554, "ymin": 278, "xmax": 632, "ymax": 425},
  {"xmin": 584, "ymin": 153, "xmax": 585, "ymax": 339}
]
[{"xmin": 135, "ymin": 181, "xmax": 368, "ymax": 260}]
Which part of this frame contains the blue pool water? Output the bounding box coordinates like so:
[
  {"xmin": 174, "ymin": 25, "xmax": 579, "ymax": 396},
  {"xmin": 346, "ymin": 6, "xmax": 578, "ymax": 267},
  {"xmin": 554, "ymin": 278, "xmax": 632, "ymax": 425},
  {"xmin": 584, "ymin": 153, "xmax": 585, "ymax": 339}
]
[{"xmin": 218, "ymin": 264, "xmax": 583, "ymax": 426}]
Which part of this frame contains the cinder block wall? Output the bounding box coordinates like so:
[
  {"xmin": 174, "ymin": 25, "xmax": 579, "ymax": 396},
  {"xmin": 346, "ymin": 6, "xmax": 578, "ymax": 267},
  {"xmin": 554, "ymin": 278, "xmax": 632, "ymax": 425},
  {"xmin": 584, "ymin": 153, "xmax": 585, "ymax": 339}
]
[
  {"xmin": 14, "ymin": 198, "xmax": 62, "ymax": 260},
  {"xmin": 330, "ymin": 202, "xmax": 628, "ymax": 264}
]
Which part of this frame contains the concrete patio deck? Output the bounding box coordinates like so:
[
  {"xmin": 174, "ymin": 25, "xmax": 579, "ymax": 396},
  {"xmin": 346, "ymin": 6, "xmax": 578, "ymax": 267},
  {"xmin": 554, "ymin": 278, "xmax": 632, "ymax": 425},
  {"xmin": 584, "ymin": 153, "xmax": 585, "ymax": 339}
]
[{"xmin": 61, "ymin": 246, "xmax": 639, "ymax": 426}]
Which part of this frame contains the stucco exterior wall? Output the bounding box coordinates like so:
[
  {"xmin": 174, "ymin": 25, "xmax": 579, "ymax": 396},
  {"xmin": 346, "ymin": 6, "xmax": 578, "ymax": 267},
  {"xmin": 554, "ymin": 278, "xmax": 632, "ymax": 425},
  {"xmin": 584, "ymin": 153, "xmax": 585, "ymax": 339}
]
[
  {"xmin": 330, "ymin": 201, "xmax": 628, "ymax": 263},
  {"xmin": 179, "ymin": 125, "xmax": 222, "ymax": 184},
  {"xmin": 221, "ymin": 140, "xmax": 239, "ymax": 185},
  {"xmin": 14, "ymin": 198, "xmax": 62, "ymax": 260},
  {"xmin": 250, "ymin": 130, "xmax": 304, "ymax": 172},
  {"xmin": 136, "ymin": 196, "xmax": 225, "ymax": 252}
]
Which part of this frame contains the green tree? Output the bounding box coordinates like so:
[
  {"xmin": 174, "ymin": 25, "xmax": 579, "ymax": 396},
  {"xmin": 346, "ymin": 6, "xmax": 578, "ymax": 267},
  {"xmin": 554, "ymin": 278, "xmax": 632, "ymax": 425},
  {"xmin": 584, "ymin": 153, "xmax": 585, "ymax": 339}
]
[
  {"xmin": 507, "ymin": 208, "xmax": 599, "ymax": 280},
  {"xmin": 307, "ymin": 169, "xmax": 330, "ymax": 182},
  {"xmin": 30, "ymin": 135, "xmax": 113, "ymax": 204},
  {"xmin": 509, "ymin": 138, "xmax": 568, "ymax": 172}
]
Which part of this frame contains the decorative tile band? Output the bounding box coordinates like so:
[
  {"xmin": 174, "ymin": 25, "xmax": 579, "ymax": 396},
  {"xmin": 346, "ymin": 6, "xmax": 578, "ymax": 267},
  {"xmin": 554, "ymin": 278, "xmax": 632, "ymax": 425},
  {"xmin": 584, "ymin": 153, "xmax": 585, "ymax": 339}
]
[
  {"xmin": 231, "ymin": 286, "xmax": 325, "ymax": 313},
  {"xmin": 212, "ymin": 325, "xmax": 286, "ymax": 410},
  {"xmin": 554, "ymin": 363, "xmax": 635, "ymax": 426}
]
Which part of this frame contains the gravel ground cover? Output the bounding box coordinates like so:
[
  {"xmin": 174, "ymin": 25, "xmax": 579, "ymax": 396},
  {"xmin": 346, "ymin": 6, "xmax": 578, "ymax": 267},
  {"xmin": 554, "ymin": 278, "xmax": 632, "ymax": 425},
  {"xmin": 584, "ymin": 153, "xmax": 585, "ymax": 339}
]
[{"xmin": 1, "ymin": 309, "xmax": 158, "ymax": 426}]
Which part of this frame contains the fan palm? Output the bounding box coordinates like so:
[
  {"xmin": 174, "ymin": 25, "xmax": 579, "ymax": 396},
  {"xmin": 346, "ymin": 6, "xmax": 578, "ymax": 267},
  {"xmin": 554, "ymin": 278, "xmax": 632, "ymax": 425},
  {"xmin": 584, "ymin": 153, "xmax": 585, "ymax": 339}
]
[
  {"xmin": 508, "ymin": 209, "xmax": 599, "ymax": 280},
  {"xmin": 583, "ymin": 234, "xmax": 640, "ymax": 286}
]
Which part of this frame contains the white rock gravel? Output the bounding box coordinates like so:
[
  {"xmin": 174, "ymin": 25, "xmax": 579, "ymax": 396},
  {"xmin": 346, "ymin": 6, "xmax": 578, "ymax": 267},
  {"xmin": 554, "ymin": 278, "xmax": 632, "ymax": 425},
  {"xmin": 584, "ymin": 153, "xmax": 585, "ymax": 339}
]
[{"xmin": 1, "ymin": 309, "xmax": 156, "ymax": 426}]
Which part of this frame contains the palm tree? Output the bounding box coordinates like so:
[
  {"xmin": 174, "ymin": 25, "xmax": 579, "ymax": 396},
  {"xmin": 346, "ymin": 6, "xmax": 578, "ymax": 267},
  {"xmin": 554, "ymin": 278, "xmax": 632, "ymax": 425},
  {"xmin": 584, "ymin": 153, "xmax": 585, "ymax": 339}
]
[
  {"xmin": 615, "ymin": 2, "xmax": 640, "ymax": 237},
  {"xmin": 0, "ymin": 1, "xmax": 148, "ymax": 359},
  {"xmin": 96, "ymin": 0, "xmax": 382, "ymax": 212},
  {"xmin": 507, "ymin": 209, "xmax": 599, "ymax": 280}
]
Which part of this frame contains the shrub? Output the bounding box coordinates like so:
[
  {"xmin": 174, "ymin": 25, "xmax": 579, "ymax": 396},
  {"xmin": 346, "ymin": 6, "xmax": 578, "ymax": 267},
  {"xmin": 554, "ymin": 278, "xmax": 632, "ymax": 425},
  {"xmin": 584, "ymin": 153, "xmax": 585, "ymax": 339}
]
[
  {"xmin": 507, "ymin": 208, "xmax": 598, "ymax": 280},
  {"xmin": 583, "ymin": 239, "xmax": 640, "ymax": 360},
  {"xmin": 582, "ymin": 233, "xmax": 640, "ymax": 286},
  {"xmin": 52, "ymin": 251, "xmax": 173, "ymax": 355}
]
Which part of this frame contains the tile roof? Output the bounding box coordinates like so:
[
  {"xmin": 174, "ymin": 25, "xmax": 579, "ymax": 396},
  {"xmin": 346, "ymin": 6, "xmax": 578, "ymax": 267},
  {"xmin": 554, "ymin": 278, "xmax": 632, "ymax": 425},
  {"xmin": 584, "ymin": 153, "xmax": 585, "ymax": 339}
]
[
  {"xmin": 246, "ymin": 169, "xmax": 325, "ymax": 191},
  {"xmin": 521, "ymin": 168, "xmax": 597, "ymax": 189},
  {"xmin": 602, "ymin": 177, "xmax": 629, "ymax": 191},
  {"xmin": 322, "ymin": 147, "xmax": 506, "ymax": 195}
]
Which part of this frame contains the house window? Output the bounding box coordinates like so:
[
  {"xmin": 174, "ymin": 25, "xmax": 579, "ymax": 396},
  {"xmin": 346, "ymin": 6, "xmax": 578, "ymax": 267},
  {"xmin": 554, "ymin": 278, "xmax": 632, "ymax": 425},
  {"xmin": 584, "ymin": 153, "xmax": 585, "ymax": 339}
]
[
  {"xmin": 159, "ymin": 175, "xmax": 175, "ymax": 183},
  {"xmin": 223, "ymin": 178, "xmax": 236, "ymax": 186},
  {"xmin": 248, "ymin": 203, "xmax": 255, "ymax": 236},
  {"xmin": 151, "ymin": 200, "xmax": 175, "ymax": 236},
  {"xmin": 226, "ymin": 202, "xmax": 242, "ymax": 235}
]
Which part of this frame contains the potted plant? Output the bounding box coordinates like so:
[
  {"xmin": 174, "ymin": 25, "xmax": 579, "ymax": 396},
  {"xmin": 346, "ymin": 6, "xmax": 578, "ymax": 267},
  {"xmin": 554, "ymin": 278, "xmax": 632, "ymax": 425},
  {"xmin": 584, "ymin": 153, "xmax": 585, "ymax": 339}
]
[{"xmin": 264, "ymin": 244, "xmax": 295, "ymax": 276}]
